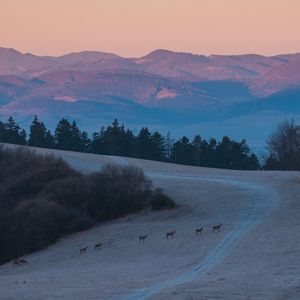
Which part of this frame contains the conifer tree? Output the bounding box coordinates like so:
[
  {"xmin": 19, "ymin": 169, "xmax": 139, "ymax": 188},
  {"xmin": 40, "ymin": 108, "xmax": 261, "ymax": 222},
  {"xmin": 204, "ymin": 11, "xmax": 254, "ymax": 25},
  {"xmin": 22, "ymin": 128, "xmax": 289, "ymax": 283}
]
[
  {"xmin": 44, "ymin": 130, "xmax": 55, "ymax": 149},
  {"xmin": 150, "ymin": 131, "xmax": 166, "ymax": 161},
  {"xmin": 192, "ymin": 135, "xmax": 202, "ymax": 166},
  {"xmin": 164, "ymin": 131, "xmax": 175, "ymax": 160},
  {"xmin": 171, "ymin": 136, "xmax": 194, "ymax": 165},
  {"xmin": 54, "ymin": 118, "xmax": 72, "ymax": 150},
  {"xmin": 0, "ymin": 120, "xmax": 6, "ymax": 141},
  {"xmin": 3, "ymin": 116, "xmax": 26, "ymax": 145},
  {"xmin": 28, "ymin": 115, "xmax": 47, "ymax": 147},
  {"xmin": 134, "ymin": 127, "xmax": 152, "ymax": 159},
  {"xmin": 80, "ymin": 131, "xmax": 91, "ymax": 152},
  {"xmin": 70, "ymin": 120, "xmax": 84, "ymax": 152}
]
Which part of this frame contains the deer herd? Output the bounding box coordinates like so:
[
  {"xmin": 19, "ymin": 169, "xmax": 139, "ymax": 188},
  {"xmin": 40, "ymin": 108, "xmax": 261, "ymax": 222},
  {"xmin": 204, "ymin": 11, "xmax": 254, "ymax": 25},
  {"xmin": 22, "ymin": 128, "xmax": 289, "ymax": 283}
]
[
  {"xmin": 76, "ymin": 223, "xmax": 223, "ymax": 255},
  {"xmin": 12, "ymin": 224, "xmax": 223, "ymax": 265}
]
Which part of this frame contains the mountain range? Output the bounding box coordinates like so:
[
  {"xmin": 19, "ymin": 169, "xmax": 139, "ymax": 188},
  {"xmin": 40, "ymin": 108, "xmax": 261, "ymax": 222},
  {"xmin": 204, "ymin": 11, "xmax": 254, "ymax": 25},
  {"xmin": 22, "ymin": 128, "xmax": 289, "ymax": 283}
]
[{"xmin": 1, "ymin": 47, "xmax": 300, "ymax": 152}]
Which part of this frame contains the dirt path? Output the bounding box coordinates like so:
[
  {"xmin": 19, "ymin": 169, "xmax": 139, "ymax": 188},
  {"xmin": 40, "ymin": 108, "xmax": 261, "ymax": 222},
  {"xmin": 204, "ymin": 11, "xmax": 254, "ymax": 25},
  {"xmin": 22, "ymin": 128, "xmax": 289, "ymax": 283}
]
[{"xmin": 117, "ymin": 176, "xmax": 280, "ymax": 300}]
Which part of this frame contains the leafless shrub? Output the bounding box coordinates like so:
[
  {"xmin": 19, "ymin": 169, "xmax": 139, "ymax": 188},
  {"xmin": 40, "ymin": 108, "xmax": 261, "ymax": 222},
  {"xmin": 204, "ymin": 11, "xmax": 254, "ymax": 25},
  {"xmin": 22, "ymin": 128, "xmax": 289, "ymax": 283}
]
[
  {"xmin": 85, "ymin": 164, "xmax": 153, "ymax": 220},
  {"xmin": 0, "ymin": 151, "xmax": 174, "ymax": 265},
  {"xmin": 150, "ymin": 187, "xmax": 176, "ymax": 210},
  {"xmin": 1, "ymin": 198, "xmax": 92, "ymax": 264}
]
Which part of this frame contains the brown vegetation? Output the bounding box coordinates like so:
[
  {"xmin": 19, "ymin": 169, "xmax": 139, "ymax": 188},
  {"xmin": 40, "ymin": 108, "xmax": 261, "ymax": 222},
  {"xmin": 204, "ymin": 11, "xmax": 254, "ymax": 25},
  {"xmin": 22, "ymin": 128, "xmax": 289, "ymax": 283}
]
[{"xmin": 0, "ymin": 146, "xmax": 174, "ymax": 265}]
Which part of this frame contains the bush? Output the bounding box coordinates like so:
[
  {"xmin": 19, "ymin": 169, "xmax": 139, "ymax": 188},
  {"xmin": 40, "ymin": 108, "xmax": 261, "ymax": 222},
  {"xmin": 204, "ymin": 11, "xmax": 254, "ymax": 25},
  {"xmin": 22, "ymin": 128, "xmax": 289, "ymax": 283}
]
[
  {"xmin": 85, "ymin": 164, "xmax": 153, "ymax": 220},
  {"xmin": 0, "ymin": 148, "xmax": 175, "ymax": 265},
  {"xmin": 42, "ymin": 175, "xmax": 88, "ymax": 208},
  {"xmin": 150, "ymin": 188, "xmax": 176, "ymax": 210},
  {"xmin": 0, "ymin": 198, "xmax": 93, "ymax": 262}
]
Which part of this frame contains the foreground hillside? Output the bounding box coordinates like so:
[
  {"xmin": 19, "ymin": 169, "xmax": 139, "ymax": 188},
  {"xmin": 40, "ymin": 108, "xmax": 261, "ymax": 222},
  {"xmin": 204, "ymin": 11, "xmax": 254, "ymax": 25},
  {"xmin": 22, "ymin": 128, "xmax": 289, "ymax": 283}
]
[{"xmin": 0, "ymin": 144, "xmax": 300, "ymax": 299}]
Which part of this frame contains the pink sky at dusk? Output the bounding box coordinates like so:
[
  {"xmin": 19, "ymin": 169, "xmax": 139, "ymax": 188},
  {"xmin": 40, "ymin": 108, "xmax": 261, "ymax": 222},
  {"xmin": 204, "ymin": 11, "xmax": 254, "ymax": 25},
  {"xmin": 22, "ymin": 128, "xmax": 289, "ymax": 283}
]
[{"xmin": 1, "ymin": 0, "xmax": 300, "ymax": 57}]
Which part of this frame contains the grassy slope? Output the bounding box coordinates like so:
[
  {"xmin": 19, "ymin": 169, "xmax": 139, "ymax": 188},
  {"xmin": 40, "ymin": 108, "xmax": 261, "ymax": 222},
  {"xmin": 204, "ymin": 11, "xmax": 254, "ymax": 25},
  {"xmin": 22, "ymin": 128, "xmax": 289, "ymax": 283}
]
[{"xmin": 0, "ymin": 144, "xmax": 299, "ymax": 299}]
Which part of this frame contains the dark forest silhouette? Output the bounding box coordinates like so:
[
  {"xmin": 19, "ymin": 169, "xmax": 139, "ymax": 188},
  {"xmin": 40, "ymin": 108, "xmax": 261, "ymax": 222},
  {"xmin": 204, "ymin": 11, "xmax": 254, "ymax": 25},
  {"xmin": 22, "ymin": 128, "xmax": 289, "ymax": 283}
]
[{"xmin": 0, "ymin": 116, "xmax": 260, "ymax": 170}]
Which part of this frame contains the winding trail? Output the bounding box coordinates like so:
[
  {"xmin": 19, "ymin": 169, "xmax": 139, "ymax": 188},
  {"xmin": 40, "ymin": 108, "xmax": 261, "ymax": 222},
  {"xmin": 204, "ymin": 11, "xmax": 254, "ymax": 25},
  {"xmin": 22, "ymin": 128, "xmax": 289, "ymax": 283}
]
[{"xmin": 115, "ymin": 175, "xmax": 280, "ymax": 300}]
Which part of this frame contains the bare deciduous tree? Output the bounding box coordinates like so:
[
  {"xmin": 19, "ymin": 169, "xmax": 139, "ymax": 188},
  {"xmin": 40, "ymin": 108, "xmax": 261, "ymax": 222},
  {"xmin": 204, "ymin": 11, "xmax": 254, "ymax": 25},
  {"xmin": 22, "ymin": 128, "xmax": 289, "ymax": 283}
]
[{"xmin": 264, "ymin": 118, "xmax": 300, "ymax": 170}]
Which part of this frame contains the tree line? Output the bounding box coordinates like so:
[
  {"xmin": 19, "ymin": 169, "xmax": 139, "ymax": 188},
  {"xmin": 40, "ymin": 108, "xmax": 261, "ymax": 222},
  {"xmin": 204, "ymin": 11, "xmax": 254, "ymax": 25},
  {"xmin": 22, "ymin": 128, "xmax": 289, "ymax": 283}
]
[{"xmin": 0, "ymin": 115, "xmax": 260, "ymax": 170}]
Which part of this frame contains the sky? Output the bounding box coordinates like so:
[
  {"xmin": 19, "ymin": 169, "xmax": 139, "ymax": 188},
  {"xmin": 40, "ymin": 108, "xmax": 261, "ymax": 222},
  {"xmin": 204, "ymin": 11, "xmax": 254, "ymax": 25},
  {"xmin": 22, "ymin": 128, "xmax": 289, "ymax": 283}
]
[{"xmin": 1, "ymin": 0, "xmax": 300, "ymax": 58}]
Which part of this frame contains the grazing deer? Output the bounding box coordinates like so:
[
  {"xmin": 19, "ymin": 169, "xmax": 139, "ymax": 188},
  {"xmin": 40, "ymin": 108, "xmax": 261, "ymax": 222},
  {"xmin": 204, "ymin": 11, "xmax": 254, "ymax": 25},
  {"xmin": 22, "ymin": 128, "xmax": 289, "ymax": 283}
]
[
  {"xmin": 139, "ymin": 235, "xmax": 148, "ymax": 243},
  {"xmin": 196, "ymin": 227, "xmax": 203, "ymax": 235},
  {"xmin": 19, "ymin": 259, "xmax": 28, "ymax": 265},
  {"xmin": 80, "ymin": 246, "xmax": 88, "ymax": 254},
  {"xmin": 12, "ymin": 261, "xmax": 20, "ymax": 267},
  {"xmin": 166, "ymin": 230, "xmax": 176, "ymax": 239},
  {"xmin": 94, "ymin": 243, "xmax": 103, "ymax": 250},
  {"xmin": 212, "ymin": 224, "xmax": 222, "ymax": 232}
]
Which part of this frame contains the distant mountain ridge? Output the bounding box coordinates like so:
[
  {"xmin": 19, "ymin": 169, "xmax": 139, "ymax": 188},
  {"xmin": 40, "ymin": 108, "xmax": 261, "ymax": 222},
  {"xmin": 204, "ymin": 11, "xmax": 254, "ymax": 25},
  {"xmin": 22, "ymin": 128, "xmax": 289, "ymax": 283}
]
[
  {"xmin": 1, "ymin": 47, "xmax": 300, "ymax": 150},
  {"xmin": 248, "ymin": 60, "xmax": 300, "ymax": 97},
  {"xmin": 1, "ymin": 47, "xmax": 299, "ymax": 80}
]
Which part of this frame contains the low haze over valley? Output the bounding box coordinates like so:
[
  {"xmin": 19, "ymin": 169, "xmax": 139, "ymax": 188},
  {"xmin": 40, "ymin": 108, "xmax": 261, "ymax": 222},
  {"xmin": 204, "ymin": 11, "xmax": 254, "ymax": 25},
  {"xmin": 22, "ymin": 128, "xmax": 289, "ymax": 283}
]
[{"xmin": 1, "ymin": 47, "xmax": 300, "ymax": 153}]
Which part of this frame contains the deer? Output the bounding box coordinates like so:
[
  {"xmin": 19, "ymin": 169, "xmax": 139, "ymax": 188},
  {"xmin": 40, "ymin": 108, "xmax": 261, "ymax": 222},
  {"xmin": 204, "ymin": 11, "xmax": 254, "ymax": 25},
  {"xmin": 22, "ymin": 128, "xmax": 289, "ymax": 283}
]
[
  {"xmin": 12, "ymin": 261, "xmax": 20, "ymax": 267},
  {"xmin": 212, "ymin": 224, "xmax": 222, "ymax": 232},
  {"xmin": 196, "ymin": 227, "xmax": 203, "ymax": 235},
  {"xmin": 79, "ymin": 246, "xmax": 88, "ymax": 254},
  {"xmin": 94, "ymin": 243, "xmax": 103, "ymax": 250},
  {"xmin": 19, "ymin": 259, "xmax": 28, "ymax": 265},
  {"xmin": 166, "ymin": 230, "xmax": 176, "ymax": 239},
  {"xmin": 139, "ymin": 235, "xmax": 148, "ymax": 243}
]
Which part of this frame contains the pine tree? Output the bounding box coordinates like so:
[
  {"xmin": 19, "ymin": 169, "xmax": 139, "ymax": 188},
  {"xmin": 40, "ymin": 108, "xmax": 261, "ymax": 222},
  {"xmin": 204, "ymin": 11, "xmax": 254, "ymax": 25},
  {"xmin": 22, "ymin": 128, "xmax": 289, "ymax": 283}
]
[
  {"xmin": 171, "ymin": 136, "xmax": 194, "ymax": 165},
  {"xmin": 80, "ymin": 131, "xmax": 91, "ymax": 152},
  {"xmin": 249, "ymin": 153, "xmax": 260, "ymax": 170},
  {"xmin": 122, "ymin": 129, "xmax": 135, "ymax": 157},
  {"xmin": 0, "ymin": 120, "xmax": 5, "ymax": 142},
  {"xmin": 192, "ymin": 135, "xmax": 202, "ymax": 166},
  {"xmin": 91, "ymin": 126, "xmax": 105, "ymax": 154},
  {"xmin": 134, "ymin": 127, "xmax": 152, "ymax": 159},
  {"xmin": 28, "ymin": 115, "xmax": 47, "ymax": 147},
  {"xmin": 3, "ymin": 116, "xmax": 26, "ymax": 145},
  {"xmin": 150, "ymin": 131, "xmax": 166, "ymax": 161},
  {"xmin": 216, "ymin": 136, "xmax": 232, "ymax": 169},
  {"xmin": 54, "ymin": 118, "xmax": 72, "ymax": 150},
  {"xmin": 104, "ymin": 119, "xmax": 125, "ymax": 155},
  {"xmin": 5, "ymin": 116, "xmax": 17, "ymax": 131},
  {"xmin": 19, "ymin": 129, "xmax": 27, "ymax": 145},
  {"xmin": 44, "ymin": 130, "xmax": 55, "ymax": 149},
  {"xmin": 70, "ymin": 120, "xmax": 83, "ymax": 152},
  {"xmin": 164, "ymin": 131, "xmax": 175, "ymax": 161}
]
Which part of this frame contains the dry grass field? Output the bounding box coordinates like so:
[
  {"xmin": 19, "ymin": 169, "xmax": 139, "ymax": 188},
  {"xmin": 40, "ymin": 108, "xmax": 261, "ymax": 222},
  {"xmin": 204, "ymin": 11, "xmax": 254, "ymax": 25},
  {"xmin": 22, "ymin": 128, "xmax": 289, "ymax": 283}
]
[{"xmin": 0, "ymin": 144, "xmax": 300, "ymax": 299}]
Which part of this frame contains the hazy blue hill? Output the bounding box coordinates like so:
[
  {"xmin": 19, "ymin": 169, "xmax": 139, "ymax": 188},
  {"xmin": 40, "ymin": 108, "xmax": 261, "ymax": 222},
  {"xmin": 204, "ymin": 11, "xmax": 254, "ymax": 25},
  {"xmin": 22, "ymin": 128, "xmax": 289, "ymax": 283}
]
[
  {"xmin": 248, "ymin": 60, "xmax": 300, "ymax": 97},
  {"xmin": 189, "ymin": 80, "xmax": 257, "ymax": 103},
  {"xmin": 256, "ymin": 87, "xmax": 300, "ymax": 113}
]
